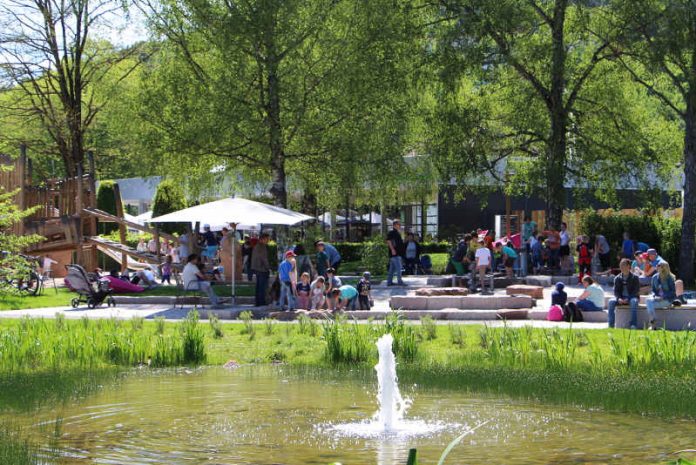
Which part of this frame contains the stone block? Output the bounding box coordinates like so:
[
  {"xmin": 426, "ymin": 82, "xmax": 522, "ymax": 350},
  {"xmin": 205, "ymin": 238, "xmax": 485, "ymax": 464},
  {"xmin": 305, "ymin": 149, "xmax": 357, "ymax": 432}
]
[
  {"xmin": 525, "ymin": 276, "xmax": 553, "ymax": 287},
  {"xmin": 615, "ymin": 307, "xmax": 696, "ymax": 330},
  {"xmin": 581, "ymin": 311, "xmax": 608, "ymax": 323},
  {"xmin": 496, "ymin": 309, "xmax": 529, "ymax": 320},
  {"xmin": 506, "ymin": 284, "xmax": 544, "ymax": 299},
  {"xmin": 390, "ymin": 296, "xmax": 428, "ymax": 310},
  {"xmin": 415, "ymin": 287, "xmax": 470, "ymax": 296},
  {"xmin": 497, "ymin": 295, "xmax": 534, "ymax": 309},
  {"xmin": 426, "ymin": 296, "xmax": 464, "ymax": 310},
  {"xmin": 426, "ymin": 277, "xmax": 452, "ymax": 287}
]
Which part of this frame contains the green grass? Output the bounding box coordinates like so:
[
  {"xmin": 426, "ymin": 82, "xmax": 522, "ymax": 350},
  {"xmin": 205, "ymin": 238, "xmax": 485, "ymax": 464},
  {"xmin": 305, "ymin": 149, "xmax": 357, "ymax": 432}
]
[{"xmin": 0, "ymin": 284, "xmax": 256, "ymax": 310}]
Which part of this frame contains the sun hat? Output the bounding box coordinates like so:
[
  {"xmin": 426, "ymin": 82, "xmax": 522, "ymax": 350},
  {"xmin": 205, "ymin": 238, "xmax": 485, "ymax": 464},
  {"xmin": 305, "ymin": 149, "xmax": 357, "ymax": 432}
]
[
  {"xmin": 555, "ymin": 282, "xmax": 565, "ymax": 290},
  {"xmin": 647, "ymin": 248, "xmax": 657, "ymax": 255},
  {"xmin": 363, "ymin": 271, "xmax": 371, "ymax": 278},
  {"xmin": 285, "ymin": 250, "xmax": 296, "ymax": 258}
]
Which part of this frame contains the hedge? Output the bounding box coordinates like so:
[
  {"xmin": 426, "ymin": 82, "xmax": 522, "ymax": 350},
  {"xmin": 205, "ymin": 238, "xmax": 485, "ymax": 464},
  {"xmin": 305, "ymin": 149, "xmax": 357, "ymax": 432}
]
[
  {"xmin": 152, "ymin": 180, "xmax": 188, "ymax": 235},
  {"xmin": 577, "ymin": 211, "xmax": 682, "ymax": 273},
  {"xmin": 96, "ymin": 181, "xmax": 118, "ymax": 235},
  {"xmin": 333, "ymin": 241, "xmax": 450, "ymax": 263}
]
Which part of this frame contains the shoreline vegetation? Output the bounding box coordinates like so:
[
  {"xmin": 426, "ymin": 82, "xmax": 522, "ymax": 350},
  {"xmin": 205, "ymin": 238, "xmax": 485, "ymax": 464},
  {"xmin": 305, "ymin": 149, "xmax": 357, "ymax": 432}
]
[
  {"xmin": 0, "ymin": 312, "xmax": 695, "ymax": 463},
  {"xmin": 0, "ymin": 312, "xmax": 694, "ymax": 418}
]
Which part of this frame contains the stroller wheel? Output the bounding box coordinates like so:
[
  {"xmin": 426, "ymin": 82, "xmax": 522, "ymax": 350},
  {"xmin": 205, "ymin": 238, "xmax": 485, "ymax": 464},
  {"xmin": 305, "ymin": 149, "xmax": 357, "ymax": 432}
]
[
  {"xmin": 107, "ymin": 297, "xmax": 116, "ymax": 307},
  {"xmin": 87, "ymin": 298, "xmax": 96, "ymax": 309},
  {"xmin": 71, "ymin": 298, "xmax": 80, "ymax": 309}
]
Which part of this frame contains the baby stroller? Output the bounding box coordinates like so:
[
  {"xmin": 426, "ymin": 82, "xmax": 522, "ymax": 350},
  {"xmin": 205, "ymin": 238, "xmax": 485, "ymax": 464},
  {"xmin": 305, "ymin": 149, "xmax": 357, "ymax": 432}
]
[{"xmin": 65, "ymin": 264, "xmax": 116, "ymax": 309}]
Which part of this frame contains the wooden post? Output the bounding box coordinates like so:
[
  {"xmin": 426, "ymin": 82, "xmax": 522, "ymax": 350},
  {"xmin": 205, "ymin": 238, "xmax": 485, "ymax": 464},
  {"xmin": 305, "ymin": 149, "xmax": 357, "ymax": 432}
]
[
  {"xmin": 76, "ymin": 163, "xmax": 84, "ymax": 266},
  {"xmin": 113, "ymin": 183, "xmax": 129, "ymax": 273},
  {"xmin": 86, "ymin": 151, "xmax": 97, "ymax": 235}
]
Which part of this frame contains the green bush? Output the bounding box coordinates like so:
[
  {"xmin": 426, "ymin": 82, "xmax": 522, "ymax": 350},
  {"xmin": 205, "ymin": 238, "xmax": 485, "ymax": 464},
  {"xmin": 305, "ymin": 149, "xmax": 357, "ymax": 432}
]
[
  {"xmin": 96, "ymin": 180, "xmax": 118, "ymax": 234},
  {"xmin": 577, "ymin": 210, "xmax": 668, "ymax": 269},
  {"xmin": 360, "ymin": 239, "xmax": 389, "ymax": 275},
  {"xmin": 152, "ymin": 179, "xmax": 188, "ymax": 235},
  {"xmin": 332, "ymin": 241, "xmax": 449, "ymax": 263}
]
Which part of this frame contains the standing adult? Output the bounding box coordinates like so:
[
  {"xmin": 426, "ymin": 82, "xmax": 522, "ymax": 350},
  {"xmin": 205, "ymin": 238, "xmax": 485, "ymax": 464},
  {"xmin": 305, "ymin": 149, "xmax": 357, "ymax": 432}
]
[
  {"xmin": 386, "ymin": 219, "xmax": 405, "ymax": 286},
  {"xmin": 178, "ymin": 232, "xmax": 190, "ymax": 261},
  {"xmin": 559, "ymin": 222, "xmax": 571, "ymax": 272},
  {"xmin": 403, "ymin": 232, "xmax": 421, "ymax": 275},
  {"xmin": 251, "ymin": 233, "xmax": 271, "ymax": 306},
  {"xmin": 595, "ymin": 234, "xmax": 611, "ymax": 271},
  {"xmin": 201, "ymin": 224, "xmax": 219, "ymax": 263},
  {"xmin": 521, "ymin": 215, "xmax": 537, "ymax": 274},
  {"xmin": 318, "ymin": 241, "xmax": 342, "ymax": 272}
]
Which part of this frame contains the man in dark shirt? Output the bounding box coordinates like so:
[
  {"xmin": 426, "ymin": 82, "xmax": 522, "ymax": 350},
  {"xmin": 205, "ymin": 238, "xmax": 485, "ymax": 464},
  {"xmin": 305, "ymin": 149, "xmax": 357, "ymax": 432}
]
[
  {"xmin": 607, "ymin": 258, "xmax": 640, "ymax": 329},
  {"xmin": 386, "ymin": 220, "xmax": 405, "ymax": 286},
  {"xmin": 251, "ymin": 233, "xmax": 271, "ymax": 306}
]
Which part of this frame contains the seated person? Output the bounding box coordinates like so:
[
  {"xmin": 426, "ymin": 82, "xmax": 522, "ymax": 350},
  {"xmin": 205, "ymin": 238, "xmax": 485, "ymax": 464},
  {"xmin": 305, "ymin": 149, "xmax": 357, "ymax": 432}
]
[
  {"xmin": 331, "ymin": 285, "xmax": 359, "ymax": 311},
  {"xmin": 183, "ymin": 253, "xmax": 222, "ymax": 308},
  {"xmin": 646, "ymin": 261, "xmax": 678, "ymax": 329},
  {"xmin": 551, "ymin": 282, "xmax": 567, "ymax": 309},
  {"xmin": 575, "ymin": 276, "xmax": 605, "ymax": 312},
  {"xmin": 607, "ymin": 259, "xmax": 640, "ymax": 329}
]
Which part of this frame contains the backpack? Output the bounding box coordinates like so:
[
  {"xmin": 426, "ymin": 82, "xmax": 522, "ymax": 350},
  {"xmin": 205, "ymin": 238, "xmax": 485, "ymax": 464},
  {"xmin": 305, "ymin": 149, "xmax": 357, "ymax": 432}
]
[
  {"xmin": 564, "ymin": 302, "xmax": 584, "ymax": 322},
  {"xmin": 547, "ymin": 305, "xmax": 564, "ymax": 321}
]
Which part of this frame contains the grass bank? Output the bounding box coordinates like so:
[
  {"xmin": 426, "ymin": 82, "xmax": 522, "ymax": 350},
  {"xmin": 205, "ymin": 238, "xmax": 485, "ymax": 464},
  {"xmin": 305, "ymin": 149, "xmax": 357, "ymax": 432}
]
[{"xmin": 0, "ymin": 313, "xmax": 695, "ymax": 419}]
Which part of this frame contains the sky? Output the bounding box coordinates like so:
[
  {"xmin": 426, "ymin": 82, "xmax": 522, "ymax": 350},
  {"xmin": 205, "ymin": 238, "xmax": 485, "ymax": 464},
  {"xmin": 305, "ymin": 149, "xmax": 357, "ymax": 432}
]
[{"xmin": 98, "ymin": 6, "xmax": 150, "ymax": 47}]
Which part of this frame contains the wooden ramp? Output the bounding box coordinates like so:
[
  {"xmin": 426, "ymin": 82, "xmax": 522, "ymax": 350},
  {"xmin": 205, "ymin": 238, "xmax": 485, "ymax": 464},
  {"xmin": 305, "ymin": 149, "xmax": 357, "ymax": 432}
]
[
  {"xmin": 86, "ymin": 236, "xmax": 161, "ymax": 266},
  {"xmin": 82, "ymin": 208, "xmax": 178, "ymax": 243}
]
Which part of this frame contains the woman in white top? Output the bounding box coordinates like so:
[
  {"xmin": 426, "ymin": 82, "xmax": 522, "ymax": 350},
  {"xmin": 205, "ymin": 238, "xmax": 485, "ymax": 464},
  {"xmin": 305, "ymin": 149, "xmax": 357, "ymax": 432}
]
[{"xmin": 576, "ymin": 276, "xmax": 605, "ymax": 311}]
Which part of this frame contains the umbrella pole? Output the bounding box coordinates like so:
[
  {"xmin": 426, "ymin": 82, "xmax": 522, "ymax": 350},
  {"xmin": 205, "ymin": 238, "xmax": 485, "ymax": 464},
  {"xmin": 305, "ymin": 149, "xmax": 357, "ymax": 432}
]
[{"xmin": 231, "ymin": 225, "xmax": 236, "ymax": 306}]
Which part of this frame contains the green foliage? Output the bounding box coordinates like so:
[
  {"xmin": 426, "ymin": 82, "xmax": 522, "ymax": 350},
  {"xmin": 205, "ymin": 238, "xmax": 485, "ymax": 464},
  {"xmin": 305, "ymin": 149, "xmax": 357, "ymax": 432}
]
[
  {"xmin": 577, "ymin": 210, "xmax": 682, "ymax": 272},
  {"xmin": 360, "ymin": 239, "xmax": 389, "ymax": 275},
  {"xmin": 151, "ymin": 179, "xmax": 188, "ymax": 235},
  {"xmin": 209, "ymin": 313, "xmax": 224, "ymax": 339},
  {"xmin": 96, "ymin": 181, "xmax": 119, "ymax": 235},
  {"xmin": 239, "ymin": 311, "xmax": 255, "ymax": 339},
  {"xmin": 180, "ymin": 311, "xmax": 206, "ymax": 365},
  {"xmin": 420, "ymin": 315, "xmax": 437, "ymax": 341},
  {"xmin": 0, "ymin": 183, "xmax": 42, "ymax": 295}
]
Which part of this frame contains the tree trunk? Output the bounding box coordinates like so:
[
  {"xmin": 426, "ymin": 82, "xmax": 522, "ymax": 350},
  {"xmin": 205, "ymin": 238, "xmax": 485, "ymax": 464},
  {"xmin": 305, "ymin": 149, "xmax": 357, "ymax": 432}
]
[
  {"xmin": 545, "ymin": 0, "xmax": 568, "ymax": 231},
  {"xmin": 265, "ymin": 28, "xmax": 287, "ymax": 208},
  {"xmin": 679, "ymin": 83, "xmax": 696, "ymax": 284},
  {"xmin": 301, "ymin": 190, "xmax": 317, "ymax": 216}
]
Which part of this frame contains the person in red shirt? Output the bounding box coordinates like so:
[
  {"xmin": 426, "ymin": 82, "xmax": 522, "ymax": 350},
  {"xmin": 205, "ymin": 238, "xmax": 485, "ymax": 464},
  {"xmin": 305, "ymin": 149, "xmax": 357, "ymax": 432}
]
[{"xmin": 576, "ymin": 235, "xmax": 593, "ymax": 283}]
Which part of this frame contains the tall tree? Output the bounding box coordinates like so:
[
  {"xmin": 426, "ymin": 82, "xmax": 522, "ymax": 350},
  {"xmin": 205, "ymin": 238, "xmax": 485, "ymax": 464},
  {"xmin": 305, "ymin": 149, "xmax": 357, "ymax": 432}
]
[
  {"xmin": 433, "ymin": 0, "xmax": 660, "ymax": 229},
  {"xmin": 0, "ymin": 0, "xmax": 139, "ymax": 177},
  {"xmin": 136, "ymin": 0, "xmax": 422, "ymax": 207},
  {"xmin": 609, "ymin": 0, "xmax": 696, "ymax": 282}
]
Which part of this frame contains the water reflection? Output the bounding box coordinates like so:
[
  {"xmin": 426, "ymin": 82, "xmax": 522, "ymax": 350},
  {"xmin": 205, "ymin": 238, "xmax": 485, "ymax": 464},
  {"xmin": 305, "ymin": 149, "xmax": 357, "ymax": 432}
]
[{"xmin": 0, "ymin": 366, "xmax": 693, "ymax": 465}]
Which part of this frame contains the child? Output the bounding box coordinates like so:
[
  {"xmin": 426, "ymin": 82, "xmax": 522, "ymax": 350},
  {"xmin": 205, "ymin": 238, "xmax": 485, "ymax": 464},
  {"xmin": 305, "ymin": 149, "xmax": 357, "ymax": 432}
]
[
  {"xmin": 310, "ymin": 276, "xmax": 326, "ymax": 310},
  {"xmin": 530, "ymin": 234, "xmax": 543, "ymax": 274},
  {"xmin": 577, "ymin": 235, "xmax": 593, "ymax": 283},
  {"xmin": 160, "ymin": 255, "xmax": 173, "ymax": 285},
  {"xmin": 326, "ymin": 268, "xmax": 341, "ymax": 294},
  {"xmin": 296, "ymin": 272, "xmax": 311, "ymax": 310},
  {"xmin": 278, "ymin": 250, "xmax": 297, "ymax": 311},
  {"xmin": 551, "ymin": 282, "xmax": 567, "ymax": 308},
  {"xmin": 357, "ymin": 271, "xmax": 372, "ymax": 310},
  {"xmin": 315, "ymin": 243, "xmax": 330, "ymax": 278}
]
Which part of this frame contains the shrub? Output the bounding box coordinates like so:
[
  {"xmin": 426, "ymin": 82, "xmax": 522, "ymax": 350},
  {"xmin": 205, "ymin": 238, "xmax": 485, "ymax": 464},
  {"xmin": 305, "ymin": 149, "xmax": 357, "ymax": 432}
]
[
  {"xmin": 152, "ymin": 179, "xmax": 188, "ymax": 235},
  {"xmin": 420, "ymin": 315, "xmax": 437, "ymax": 340},
  {"xmin": 209, "ymin": 313, "xmax": 224, "ymax": 339},
  {"xmin": 360, "ymin": 239, "xmax": 389, "ymax": 275},
  {"xmin": 96, "ymin": 180, "xmax": 118, "ymax": 234}
]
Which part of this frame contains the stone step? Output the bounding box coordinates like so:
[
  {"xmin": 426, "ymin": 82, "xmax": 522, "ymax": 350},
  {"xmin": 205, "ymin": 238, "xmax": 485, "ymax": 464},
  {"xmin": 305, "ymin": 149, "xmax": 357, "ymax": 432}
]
[
  {"xmin": 390, "ymin": 295, "xmax": 533, "ymax": 311},
  {"xmin": 615, "ymin": 308, "xmax": 696, "ymax": 330}
]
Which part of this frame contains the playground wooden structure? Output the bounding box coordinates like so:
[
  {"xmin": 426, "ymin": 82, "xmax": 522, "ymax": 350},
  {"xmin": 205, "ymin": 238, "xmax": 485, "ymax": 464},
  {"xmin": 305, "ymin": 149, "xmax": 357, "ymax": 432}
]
[{"xmin": 1, "ymin": 145, "xmax": 174, "ymax": 277}]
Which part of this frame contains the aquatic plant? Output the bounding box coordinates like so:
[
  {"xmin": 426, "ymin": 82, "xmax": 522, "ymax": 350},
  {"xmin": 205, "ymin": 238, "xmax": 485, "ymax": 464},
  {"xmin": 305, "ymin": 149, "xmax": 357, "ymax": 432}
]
[
  {"xmin": 209, "ymin": 313, "xmax": 224, "ymax": 339},
  {"xmin": 239, "ymin": 311, "xmax": 255, "ymax": 339},
  {"xmin": 420, "ymin": 315, "xmax": 437, "ymax": 341},
  {"xmin": 181, "ymin": 310, "xmax": 206, "ymax": 364}
]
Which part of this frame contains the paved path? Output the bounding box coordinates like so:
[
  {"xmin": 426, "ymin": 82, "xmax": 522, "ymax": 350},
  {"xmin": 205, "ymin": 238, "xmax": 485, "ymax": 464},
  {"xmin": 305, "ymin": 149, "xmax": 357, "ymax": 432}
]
[{"xmin": 0, "ymin": 275, "xmax": 609, "ymax": 329}]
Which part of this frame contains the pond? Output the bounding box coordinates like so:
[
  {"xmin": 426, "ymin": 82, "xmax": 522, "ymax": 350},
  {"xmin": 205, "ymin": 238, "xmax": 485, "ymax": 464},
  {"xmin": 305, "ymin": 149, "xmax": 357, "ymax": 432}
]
[{"xmin": 7, "ymin": 365, "xmax": 695, "ymax": 465}]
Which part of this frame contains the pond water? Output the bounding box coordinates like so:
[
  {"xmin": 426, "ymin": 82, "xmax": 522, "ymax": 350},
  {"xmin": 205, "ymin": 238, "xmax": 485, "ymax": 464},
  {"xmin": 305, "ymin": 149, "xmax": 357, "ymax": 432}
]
[{"xmin": 10, "ymin": 366, "xmax": 695, "ymax": 465}]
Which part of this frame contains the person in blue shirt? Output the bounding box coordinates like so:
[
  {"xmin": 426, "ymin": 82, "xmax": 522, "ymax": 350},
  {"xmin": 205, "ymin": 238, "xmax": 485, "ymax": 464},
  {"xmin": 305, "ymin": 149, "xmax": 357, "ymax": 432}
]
[
  {"xmin": 331, "ymin": 285, "xmax": 358, "ymax": 311},
  {"xmin": 315, "ymin": 241, "xmax": 342, "ymax": 272},
  {"xmin": 277, "ymin": 250, "xmax": 297, "ymax": 311},
  {"xmin": 621, "ymin": 232, "xmax": 636, "ymax": 259}
]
